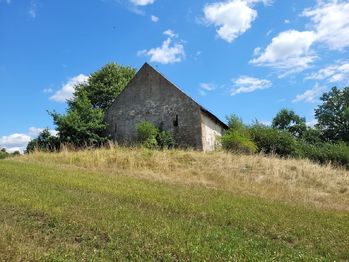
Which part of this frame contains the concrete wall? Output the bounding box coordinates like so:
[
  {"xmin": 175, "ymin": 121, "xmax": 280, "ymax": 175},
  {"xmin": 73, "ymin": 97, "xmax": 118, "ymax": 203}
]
[
  {"xmin": 201, "ymin": 111, "xmax": 225, "ymax": 152},
  {"xmin": 105, "ymin": 64, "xmax": 204, "ymax": 149}
]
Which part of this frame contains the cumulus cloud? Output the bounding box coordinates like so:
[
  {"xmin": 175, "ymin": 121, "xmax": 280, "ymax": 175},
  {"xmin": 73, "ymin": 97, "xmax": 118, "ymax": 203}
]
[
  {"xmin": 0, "ymin": 134, "xmax": 31, "ymax": 153},
  {"xmin": 306, "ymin": 61, "xmax": 349, "ymax": 84},
  {"xmin": 292, "ymin": 83, "xmax": 326, "ymax": 103},
  {"xmin": 303, "ymin": 0, "xmax": 349, "ymax": 50},
  {"xmin": 250, "ymin": 30, "xmax": 317, "ymax": 77},
  {"xmin": 0, "ymin": 127, "xmax": 57, "ymax": 153},
  {"xmin": 231, "ymin": 76, "xmax": 272, "ymax": 95},
  {"xmin": 203, "ymin": 0, "xmax": 270, "ymax": 43},
  {"xmin": 138, "ymin": 30, "xmax": 185, "ymax": 64},
  {"xmin": 130, "ymin": 0, "xmax": 155, "ymax": 6},
  {"xmin": 50, "ymin": 74, "xmax": 89, "ymax": 102},
  {"xmin": 251, "ymin": 1, "xmax": 349, "ymax": 76},
  {"xmin": 151, "ymin": 15, "xmax": 159, "ymax": 22}
]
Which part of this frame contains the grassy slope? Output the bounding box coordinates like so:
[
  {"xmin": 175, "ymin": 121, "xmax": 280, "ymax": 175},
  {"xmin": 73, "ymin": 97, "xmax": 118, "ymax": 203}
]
[{"xmin": 0, "ymin": 148, "xmax": 348, "ymax": 261}]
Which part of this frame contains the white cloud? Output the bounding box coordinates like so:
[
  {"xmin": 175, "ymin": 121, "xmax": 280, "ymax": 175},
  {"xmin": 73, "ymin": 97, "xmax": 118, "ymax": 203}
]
[
  {"xmin": 250, "ymin": 30, "xmax": 317, "ymax": 76},
  {"xmin": 130, "ymin": 0, "xmax": 155, "ymax": 6},
  {"xmin": 50, "ymin": 74, "xmax": 89, "ymax": 102},
  {"xmin": 151, "ymin": 15, "xmax": 159, "ymax": 22},
  {"xmin": 138, "ymin": 30, "xmax": 185, "ymax": 64},
  {"xmin": 303, "ymin": 0, "xmax": 349, "ymax": 50},
  {"xmin": 203, "ymin": 0, "xmax": 263, "ymax": 43},
  {"xmin": 231, "ymin": 76, "xmax": 272, "ymax": 95},
  {"xmin": 284, "ymin": 19, "xmax": 290, "ymax": 24},
  {"xmin": 0, "ymin": 127, "xmax": 57, "ymax": 153},
  {"xmin": 306, "ymin": 61, "xmax": 349, "ymax": 85},
  {"xmin": 292, "ymin": 83, "xmax": 326, "ymax": 103},
  {"xmin": 0, "ymin": 134, "xmax": 31, "ymax": 153}
]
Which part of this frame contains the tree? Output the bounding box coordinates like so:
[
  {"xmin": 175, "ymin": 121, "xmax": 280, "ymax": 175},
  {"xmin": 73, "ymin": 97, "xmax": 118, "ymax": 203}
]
[
  {"xmin": 315, "ymin": 86, "xmax": 349, "ymax": 143},
  {"xmin": 50, "ymin": 62, "xmax": 136, "ymax": 148},
  {"xmin": 50, "ymin": 91, "xmax": 108, "ymax": 147},
  {"xmin": 26, "ymin": 128, "xmax": 59, "ymax": 153},
  {"xmin": 73, "ymin": 63, "xmax": 136, "ymax": 112},
  {"xmin": 272, "ymin": 109, "xmax": 307, "ymax": 138}
]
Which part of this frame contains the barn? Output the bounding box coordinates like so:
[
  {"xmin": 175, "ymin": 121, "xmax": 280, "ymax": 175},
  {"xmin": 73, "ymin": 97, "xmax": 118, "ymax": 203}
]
[{"xmin": 105, "ymin": 63, "xmax": 227, "ymax": 151}]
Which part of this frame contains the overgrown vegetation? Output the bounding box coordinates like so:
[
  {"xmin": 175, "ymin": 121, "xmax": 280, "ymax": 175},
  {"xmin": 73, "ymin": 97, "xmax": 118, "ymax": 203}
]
[
  {"xmin": 220, "ymin": 87, "xmax": 349, "ymax": 168},
  {"xmin": 0, "ymin": 148, "xmax": 348, "ymax": 260},
  {"xmin": 137, "ymin": 120, "xmax": 176, "ymax": 149},
  {"xmin": 0, "ymin": 148, "xmax": 20, "ymax": 159}
]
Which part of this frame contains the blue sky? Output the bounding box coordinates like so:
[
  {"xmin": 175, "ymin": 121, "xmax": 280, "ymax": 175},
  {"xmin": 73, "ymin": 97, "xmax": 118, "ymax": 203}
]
[{"xmin": 1, "ymin": 0, "xmax": 349, "ymax": 152}]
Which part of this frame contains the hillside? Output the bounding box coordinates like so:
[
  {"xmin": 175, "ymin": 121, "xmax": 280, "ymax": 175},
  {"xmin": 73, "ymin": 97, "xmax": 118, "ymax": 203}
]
[{"xmin": 0, "ymin": 148, "xmax": 348, "ymax": 260}]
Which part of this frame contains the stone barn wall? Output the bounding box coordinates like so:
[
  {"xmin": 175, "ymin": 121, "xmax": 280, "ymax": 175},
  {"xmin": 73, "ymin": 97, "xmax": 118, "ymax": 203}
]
[{"xmin": 105, "ymin": 64, "xmax": 204, "ymax": 149}]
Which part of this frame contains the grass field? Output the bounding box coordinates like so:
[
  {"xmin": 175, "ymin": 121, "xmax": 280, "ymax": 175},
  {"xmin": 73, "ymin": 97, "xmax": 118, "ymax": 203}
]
[{"xmin": 0, "ymin": 147, "xmax": 348, "ymax": 260}]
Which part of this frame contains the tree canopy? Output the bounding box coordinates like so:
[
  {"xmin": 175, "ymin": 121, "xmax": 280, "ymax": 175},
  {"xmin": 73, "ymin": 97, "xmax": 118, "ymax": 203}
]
[
  {"xmin": 73, "ymin": 63, "xmax": 136, "ymax": 112},
  {"xmin": 272, "ymin": 109, "xmax": 307, "ymax": 138},
  {"xmin": 315, "ymin": 86, "xmax": 349, "ymax": 143},
  {"xmin": 47, "ymin": 62, "xmax": 136, "ymax": 148}
]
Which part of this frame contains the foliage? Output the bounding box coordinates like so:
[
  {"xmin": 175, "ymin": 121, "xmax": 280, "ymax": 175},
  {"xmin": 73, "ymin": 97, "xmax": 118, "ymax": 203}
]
[
  {"xmin": 315, "ymin": 86, "xmax": 349, "ymax": 143},
  {"xmin": 301, "ymin": 127, "xmax": 322, "ymax": 145},
  {"xmin": 73, "ymin": 63, "xmax": 136, "ymax": 112},
  {"xmin": 137, "ymin": 121, "xmax": 176, "ymax": 149},
  {"xmin": 221, "ymin": 115, "xmax": 257, "ymax": 154},
  {"xmin": 157, "ymin": 131, "xmax": 176, "ymax": 149},
  {"xmin": 250, "ymin": 124, "xmax": 297, "ymax": 157},
  {"xmin": 26, "ymin": 129, "xmax": 60, "ymax": 153},
  {"xmin": 221, "ymin": 130, "xmax": 257, "ymax": 154},
  {"xmin": 272, "ymin": 109, "xmax": 307, "ymax": 138},
  {"xmin": 297, "ymin": 142, "xmax": 349, "ymax": 169},
  {"xmin": 0, "ymin": 148, "xmax": 10, "ymax": 159},
  {"xmin": 50, "ymin": 91, "xmax": 108, "ymax": 147}
]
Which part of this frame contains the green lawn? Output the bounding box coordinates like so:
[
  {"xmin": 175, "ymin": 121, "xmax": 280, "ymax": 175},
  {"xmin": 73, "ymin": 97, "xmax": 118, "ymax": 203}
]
[{"xmin": 0, "ymin": 159, "xmax": 348, "ymax": 261}]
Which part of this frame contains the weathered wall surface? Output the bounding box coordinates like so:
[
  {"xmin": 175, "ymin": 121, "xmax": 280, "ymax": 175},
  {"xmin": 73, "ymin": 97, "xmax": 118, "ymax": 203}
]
[
  {"xmin": 105, "ymin": 64, "xmax": 204, "ymax": 149},
  {"xmin": 201, "ymin": 111, "xmax": 224, "ymax": 152}
]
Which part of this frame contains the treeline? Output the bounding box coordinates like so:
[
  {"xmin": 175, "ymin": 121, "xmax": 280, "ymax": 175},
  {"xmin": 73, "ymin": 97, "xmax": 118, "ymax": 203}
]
[
  {"xmin": 0, "ymin": 148, "xmax": 20, "ymax": 159},
  {"xmin": 221, "ymin": 86, "xmax": 349, "ymax": 168},
  {"xmin": 26, "ymin": 62, "xmax": 349, "ymax": 169}
]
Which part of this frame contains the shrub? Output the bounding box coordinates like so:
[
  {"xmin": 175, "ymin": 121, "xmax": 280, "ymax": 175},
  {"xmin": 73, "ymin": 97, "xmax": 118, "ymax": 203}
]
[
  {"xmin": 297, "ymin": 142, "xmax": 349, "ymax": 169},
  {"xmin": 26, "ymin": 129, "xmax": 60, "ymax": 153},
  {"xmin": 136, "ymin": 121, "xmax": 176, "ymax": 149},
  {"xmin": 221, "ymin": 130, "xmax": 257, "ymax": 154},
  {"xmin": 250, "ymin": 124, "xmax": 297, "ymax": 157},
  {"xmin": 157, "ymin": 131, "xmax": 176, "ymax": 149}
]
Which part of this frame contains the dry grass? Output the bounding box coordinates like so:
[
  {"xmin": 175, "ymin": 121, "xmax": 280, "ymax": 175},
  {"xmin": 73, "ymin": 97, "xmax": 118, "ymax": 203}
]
[{"xmin": 18, "ymin": 146, "xmax": 349, "ymax": 211}]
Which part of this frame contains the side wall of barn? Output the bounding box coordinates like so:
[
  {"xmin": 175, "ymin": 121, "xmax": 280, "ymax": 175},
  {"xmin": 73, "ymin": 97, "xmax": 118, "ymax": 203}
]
[
  {"xmin": 201, "ymin": 111, "xmax": 225, "ymax": 152},
  {"xmin": 104, "ymin": 64, "xmax": 204, "ymax": 149}
]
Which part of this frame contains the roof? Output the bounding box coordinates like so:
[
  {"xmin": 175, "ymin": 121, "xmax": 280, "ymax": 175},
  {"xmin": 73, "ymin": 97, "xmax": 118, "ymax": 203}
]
[{"xmin": 142, "ymin": 63, "xmax": 228, "ymax": 129}]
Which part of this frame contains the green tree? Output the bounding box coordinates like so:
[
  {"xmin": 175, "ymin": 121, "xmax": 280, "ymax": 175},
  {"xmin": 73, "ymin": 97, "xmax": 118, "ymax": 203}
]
[
  {"xmin": 50, "ymin": 91, "xmax": 108, "ymax": 147},
  {"xmin": 272, "ymin": 109, "xmax": 307, "ymax": 138},
  {"xmin": 73, "ymin": 63, "xmax": 136, "ymax": 112},
  {"xmin": 26, "ymin": 128, "xmax": 60, "ymax": 153},
  {"xmin": 315, "ymin": 87, "xmax": 349, "ymax": 143},
  {"xmin": 50, "ymin": 62, "xmax": 135, "ymax": 148}
]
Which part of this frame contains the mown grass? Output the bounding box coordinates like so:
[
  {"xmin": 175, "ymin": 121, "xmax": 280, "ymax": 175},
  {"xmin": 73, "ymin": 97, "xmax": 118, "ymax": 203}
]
[{"xmin": 0, "ymin": 148, "xmax": 349, "ymax": 260}]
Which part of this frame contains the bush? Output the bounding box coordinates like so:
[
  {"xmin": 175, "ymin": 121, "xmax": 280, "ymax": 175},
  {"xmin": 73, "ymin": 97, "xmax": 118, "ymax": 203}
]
[
  {"xmin": 221, "ymin": 130, "xmax": 257, "ymax": 154},
  {"xmin": 26, "ymin": 129, "xmax": 60, "ymax": 153},
  {"xmin": 297, "ymin": 142, "xmax": 349, "ymax": 169},
  {"xmin": 250, "ymin": 124, "xmax": 297, "ymax": 157},
  {"xmin": 136, "ymin": 121, "xmax": 176, "ymax": 149},
  {"xmin": 157, "ymin": 131, "xmax": 176, "ymax": 149},
  {"xmin": 136, "ymin": 121, "xmax": 159, "ymax": 149}
]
